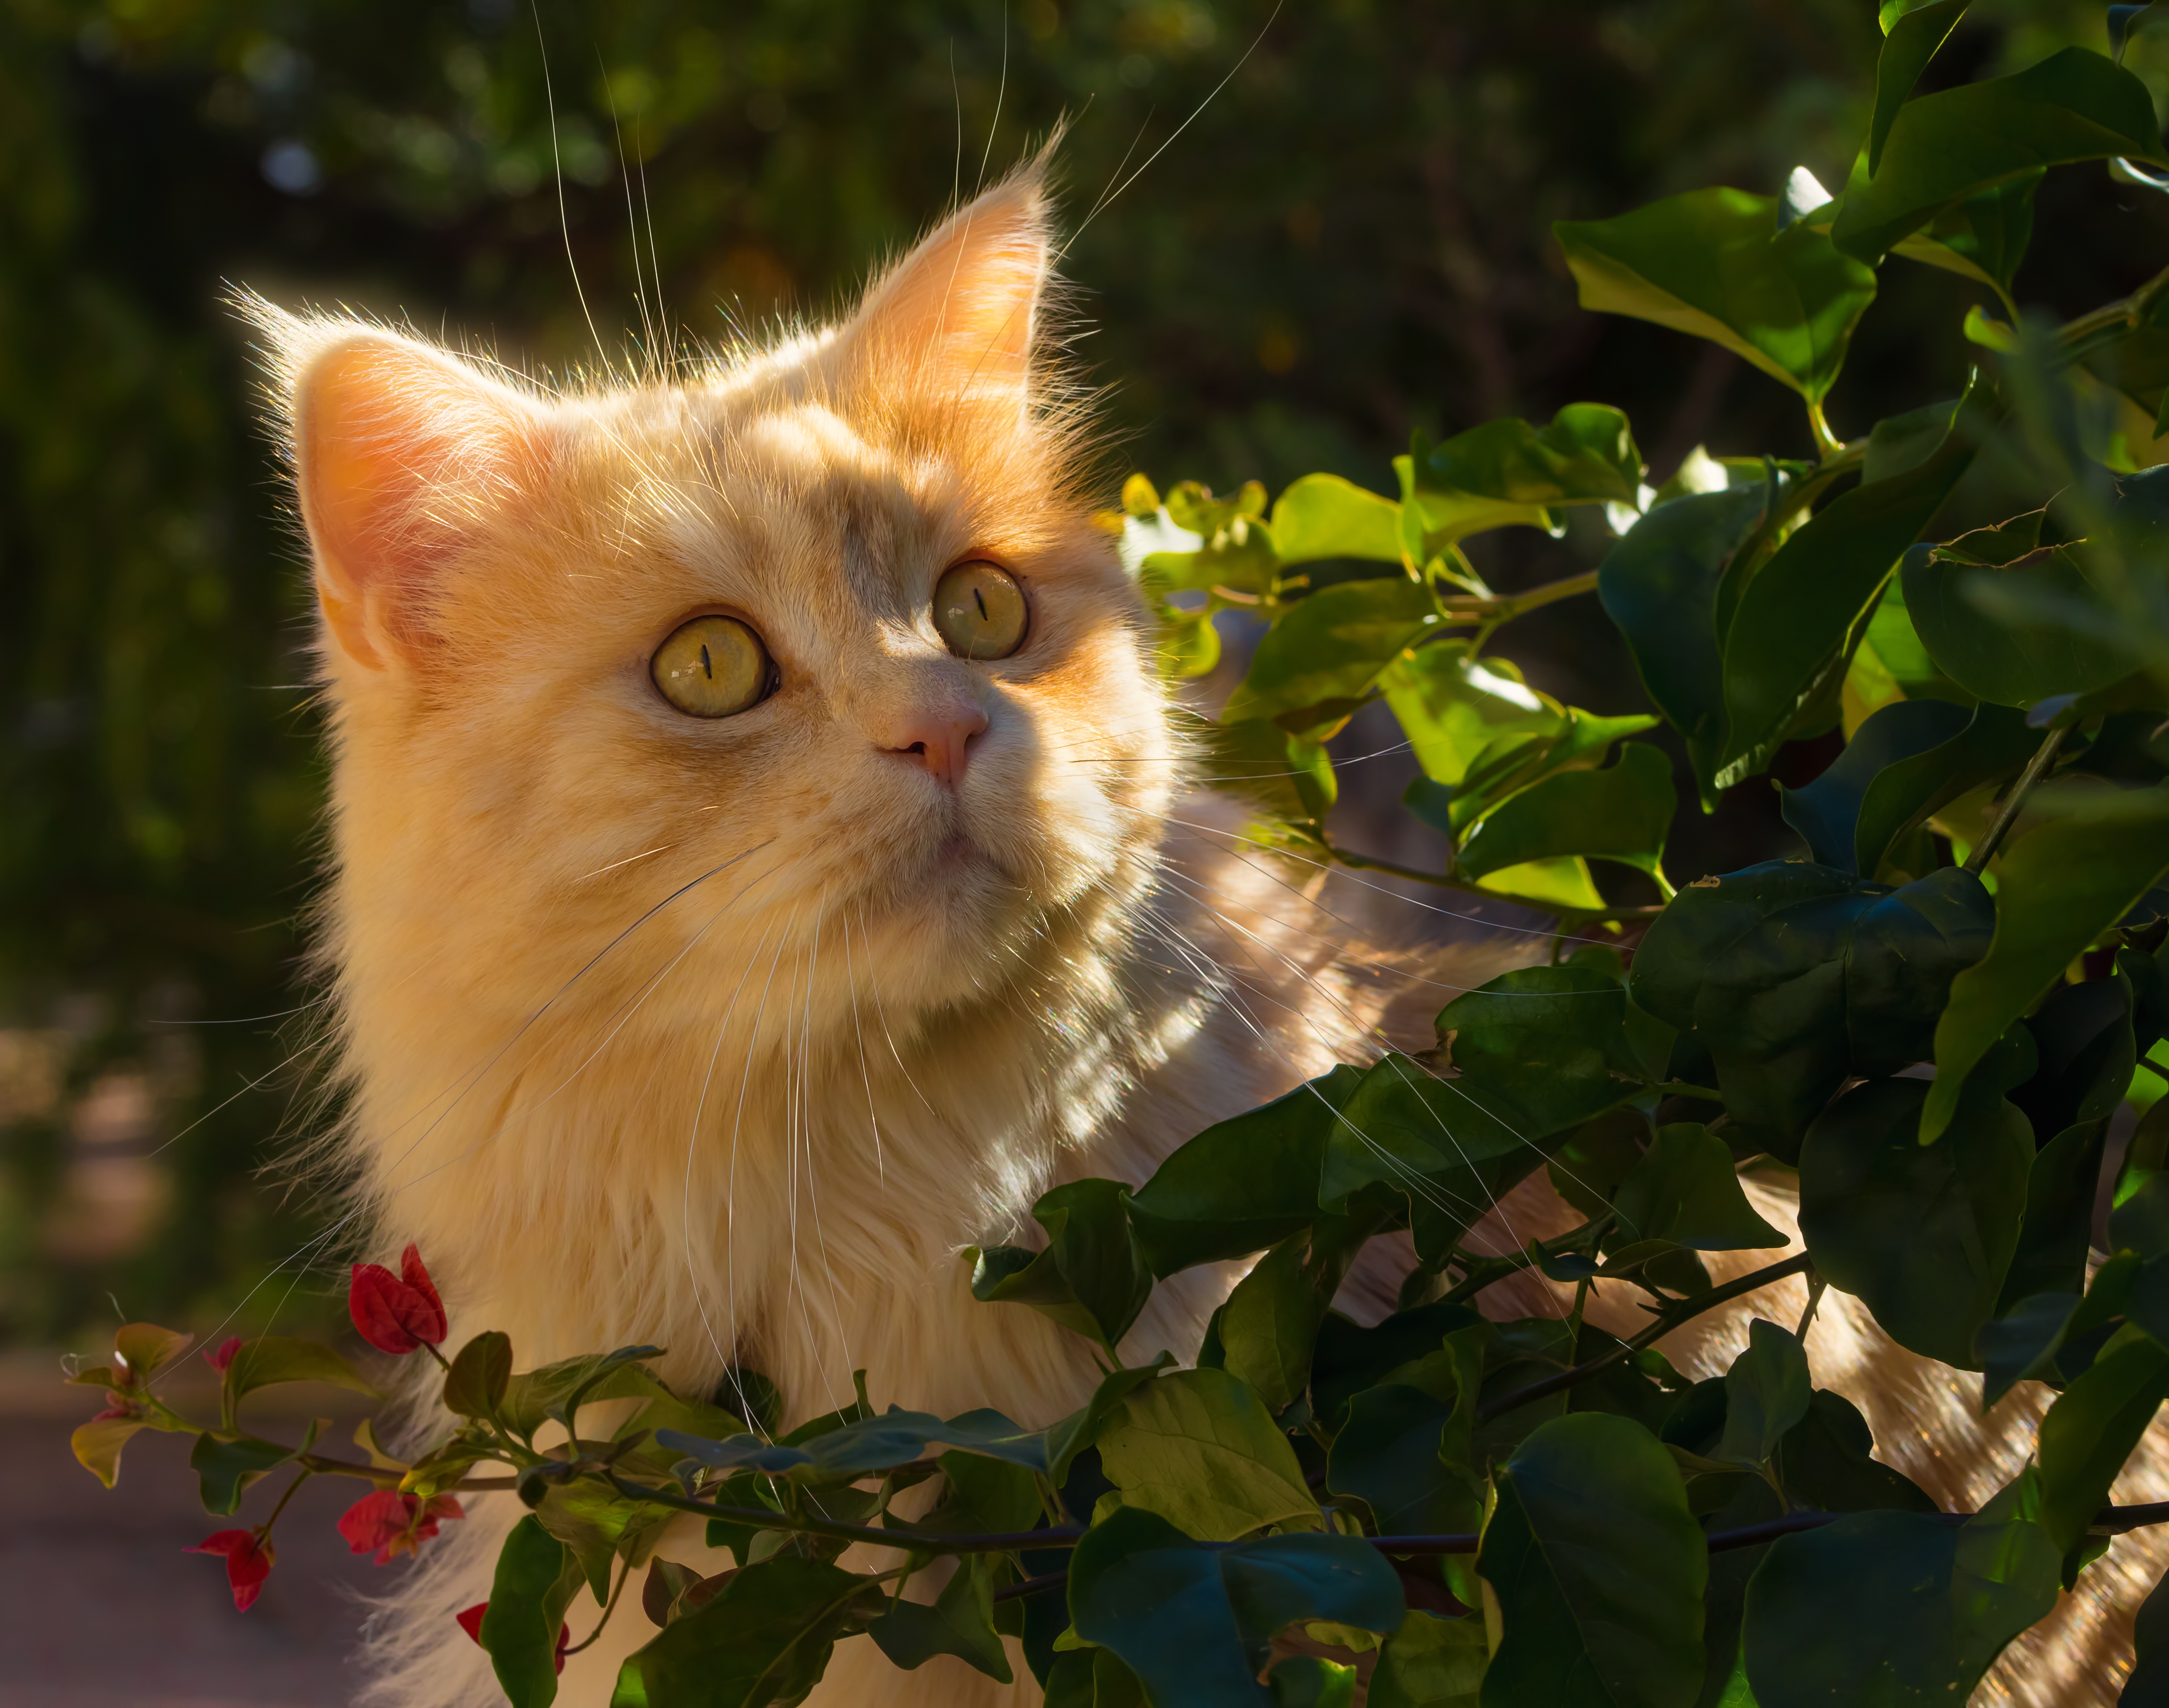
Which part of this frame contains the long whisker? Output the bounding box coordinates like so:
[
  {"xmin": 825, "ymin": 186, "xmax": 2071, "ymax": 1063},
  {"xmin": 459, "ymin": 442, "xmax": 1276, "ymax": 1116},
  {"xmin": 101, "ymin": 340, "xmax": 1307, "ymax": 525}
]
[{"xmin": 529, "ymin": 0, "xmax": 606, "ymax": 363}]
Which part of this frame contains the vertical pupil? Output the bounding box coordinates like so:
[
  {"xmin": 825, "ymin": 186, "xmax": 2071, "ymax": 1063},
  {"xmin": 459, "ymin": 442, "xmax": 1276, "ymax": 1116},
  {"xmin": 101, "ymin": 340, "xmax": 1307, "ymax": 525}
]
[
  {"xmin": 700, "ymin": 643, "xmax": 713, "ymax": 679},
  {"xmin": 973, "ymin": 588, "xmax": 988, "ymax": 620}
]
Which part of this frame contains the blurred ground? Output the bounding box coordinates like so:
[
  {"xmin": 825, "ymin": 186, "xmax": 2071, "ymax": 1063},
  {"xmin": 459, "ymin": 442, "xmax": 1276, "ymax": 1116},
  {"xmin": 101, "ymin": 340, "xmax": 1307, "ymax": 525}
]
[{"xmin": 4, "ymin": 1352, "xmax": 383, "ymax": 1708}]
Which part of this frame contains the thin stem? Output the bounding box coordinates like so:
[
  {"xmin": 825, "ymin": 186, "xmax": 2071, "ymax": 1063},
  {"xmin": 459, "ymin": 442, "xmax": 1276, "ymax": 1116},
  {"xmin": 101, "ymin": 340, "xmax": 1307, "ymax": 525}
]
[
  {"xmin": 1964, "ymin": 725, "xmax": 2070, "ymax": 874},
  {"xmin": 1437, "ymin": 569, "xmax": 1600, "ymax": 623},
  {"xmin": 1441, "ymin": 1215, "xmax": 1614, "ymax": 1307},
  {"xmin": 254, "ymin": 1465, "xmax": 314, "ymax": 1538},
  {"xmin": 1807, "ymin": 401, "xmax": 1843, "ymax": 460},
  {"xmin": 292, "ymin": 1451, "xmax": 520, "ymax": 1491},
  {"xmin": 1654, "ymin": 1082, "xmax": 1724, "ymax": 1102},
  {"xmin": 1322, "ymin": 841, "xmax": 1665, "ymax": 923},
  {"xmin": 604, "ymin": 1471, "xmax": 1085, "ymax": 1555},
  {"xmin": 560, "ymin": 1552, "xmax": 636, "ymax": 1657},
  {"xmin": 1475, "ymin": 1253, "xmax": 1814, "ymax": 1422}
]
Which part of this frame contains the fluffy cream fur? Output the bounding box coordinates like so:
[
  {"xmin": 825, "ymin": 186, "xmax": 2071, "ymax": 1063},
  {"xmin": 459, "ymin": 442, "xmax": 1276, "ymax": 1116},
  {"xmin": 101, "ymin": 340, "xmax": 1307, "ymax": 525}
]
[{"xmin": 241, "ymin": 163, "xmax": 2160, "ymax": 1707}]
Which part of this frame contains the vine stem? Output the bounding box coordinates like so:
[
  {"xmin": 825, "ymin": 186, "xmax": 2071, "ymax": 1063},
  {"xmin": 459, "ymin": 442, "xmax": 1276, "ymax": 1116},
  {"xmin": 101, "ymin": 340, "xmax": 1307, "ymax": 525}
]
[
  {"xmin": 1436, "ymin": 568, "xmax": 1600, "ymax": 622},
  {"xmin": 560, "ymin": 1552, "xmax": 636, "ymax": 1658},
  {"xmin": 1964, "ymin": 725, "xmax": 2071, "ymax": 874},
  {"xmin": 1322, "ymin": 842, "xmax": 1665, "ymax": 923},
  {"xmin": 1474, "ymin": 1252, "xmax": 1815, "ymax": 1423}
]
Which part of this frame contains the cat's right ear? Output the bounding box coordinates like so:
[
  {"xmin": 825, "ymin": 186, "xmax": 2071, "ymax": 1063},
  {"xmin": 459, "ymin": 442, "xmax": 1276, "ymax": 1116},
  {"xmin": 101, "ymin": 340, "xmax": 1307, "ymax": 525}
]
[{"xmin": 240, "ymin": 297, "xmax": 545, "ymax": 671}]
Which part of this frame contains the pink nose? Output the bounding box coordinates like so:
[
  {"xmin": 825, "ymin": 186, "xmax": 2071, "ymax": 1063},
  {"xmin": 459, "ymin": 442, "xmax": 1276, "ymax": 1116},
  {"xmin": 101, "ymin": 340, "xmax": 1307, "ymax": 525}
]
[{"xmin": 882, "ymin": 706, "xmax": 989, "ymax": 789}]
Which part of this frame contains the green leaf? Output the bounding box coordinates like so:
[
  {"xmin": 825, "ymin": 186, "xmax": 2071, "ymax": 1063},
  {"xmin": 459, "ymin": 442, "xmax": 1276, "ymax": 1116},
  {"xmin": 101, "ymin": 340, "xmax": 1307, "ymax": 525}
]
[
  {"xmin": 1833, "ymin": 48, "xmax": 2169, "ymax": 260},
  {"xmin": 1222, "ymin": 578, "xmax": 1445, "ymax": 727},
  {"xmin": 1379, "ymin": 643, "xmax": 1571, "ymax": 787},
  {"xmin": 1715, "ymin": 1321, "xmax": 1812, "ymax": 1469},
  {"xmin": 1901, "ymin": 540, "xmax": 2137, "ymax": 707},
  {"xmin": 1798, "ymin": 1076, "xmax": 2031, "ymax": 1368},
  {"xmin": 1366, "ymin": 1611, "xmax": 1488, "ymax": 1708},
  {"xmin": 1269, "ymin": 474, "xmax": 1404, "ymax": 566},
  {"xmin": 1096, "ymin": 1366, "xmax": 1321, "ymax": 1541},
  {"xmin": 1997, "ymin": 1120, "xmax": 2112, "ymax": 1312},
  {"xmin": 1739, "ymin": 1478, "xmax": 2059, "ymax": 1704},
  {"xmin": 1453, "ymin": 741, "xmax": 1675, "ymax": 883},
  {"xmin": 1629, "ymin": 862, "xmax": 1995, "ymax": 1149},
  {"xmin": 1128, "ymin": 1067, "xmax": 1365, "ymax": 1276},
  {"xmin": 1067, "ymin": 1507, "xmax": 1406, "ymax": 1707},
  {"xmin": 1046, "ymin": 1355, "xmax": 1179, "ymax": 1488},
  {"xmin": 868, "ymin": 1555, "xmax": 1014, "ymax": 1683},
  {"xmin": 1777, "ymin": 698, "xmax": 1971, "ymax": 872},
  {"xmin": 1424, "ymin": 709, "xmax": 1659, "ymax": 840},
  {"xmin": 482, "ymin": 1516, "xmax": 584, "ymax": 1708},
  {"xmin": 2036, "ymin": 1328, "xmax": 2169, "ymax": 1556},
  {"xmin": 969, "ymin": 1178, "xmax": 1155, "ymax": 1354},
  {"xmin": 1219, "ymin": 1223, "xmax": 1373, "ymax": 1415},
  {"xmin": 441, "ymin": 1331, "xmax": 512, "ymax": 1419},
  {"xmin": 609, "ymin": 1554, "xmax": 880, "ymax": 1708},
  {"xmin": 1477, "ymin": 1412, "xmax": 1707, "ymax": 1708},
  {"xmin": 1771, "ymin": 1389, "xmax": 1938, "ymax": 1515},
  {"xmin": 1405, "ymin": 404, "xmax": 1642, "ymax": 541},
  {"xmin": 500, "ymin": 1348, "xmax": 664, "ymax": 1442},
  {"xmin": 1715, "ymin": 433, "xmax": 1973, "ymax": 792},
  {"xmin": 1850, "ymin": 702, "xmax": 2036, "ymax": 881},
  {"xmin": 70, "ymin": 1415, "xmax": 152, "ymax": 1489},
  {"xmin": 218, "ymin": 1338, "xmax": 379, "ymax": 1426},
  {"xmin": 1978, "ymin": 1291, "xmax": 2081, "ymax": 1408},
  {"xmin": 1891, "ymin": 175, "xmax": 2040, "ymax": 311},
  {"xmin": 1436, "ymin": 964, "xmax": 1664, "ymax": 1140},
  {"xmin": 1269, "ymin": 1656, "xmax": 1360, "ymax": 1708},
  {"xmin": 1598, "ymin": 481, "xmax": 1782, "ymax": 799},
  {"xmin": 1609, "ymin": 1124, "xmax": 1788, "ymax": 1253},
  {"xmin": 1194, "ymin": 716, "xmax": 1337, "ymax": 828},
  {"xmin": 2126, "ymin": 1565, "xmax": 2169, "ymax": 1704},
  {"xmin": 1324, "ymin": 1366, "xmax": 1486, "ymax": 1538},
  {"xmin": 113, "ymin": 1322, "xmax": 194, "ymax": 1382},
  {"xmin": 188, "ymin": 1431, "xmax": 295, "ymax": 1517},
  {"xmin": 1557, "ymin": 189, "xmax": 1877, "ymax": 404},
  {"xmin": 1925, "ymin": 788, "xmax": 2169, "ymax": 1141},
  {"xmin": 1868, "ymin": 0, "xmax": 1969, "ymax": 175},
  {"xmin": 1310, "ymin": 1299, "xmax": 1485, "ymax": 1432}
]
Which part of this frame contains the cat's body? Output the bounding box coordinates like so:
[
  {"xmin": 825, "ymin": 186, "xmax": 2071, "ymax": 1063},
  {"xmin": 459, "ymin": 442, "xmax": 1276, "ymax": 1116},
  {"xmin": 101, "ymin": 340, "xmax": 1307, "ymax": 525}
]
[{"xmin": 248, "ymin": 165, "xmax": 2161, "ymax": 1707}]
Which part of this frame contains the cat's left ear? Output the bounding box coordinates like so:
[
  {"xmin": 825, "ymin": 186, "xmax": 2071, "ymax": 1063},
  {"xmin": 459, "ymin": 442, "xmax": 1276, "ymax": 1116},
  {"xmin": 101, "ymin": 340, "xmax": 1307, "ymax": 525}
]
[{"xmin": 835, "ymin": 158, "xmax": 1055, "ymax": 410}]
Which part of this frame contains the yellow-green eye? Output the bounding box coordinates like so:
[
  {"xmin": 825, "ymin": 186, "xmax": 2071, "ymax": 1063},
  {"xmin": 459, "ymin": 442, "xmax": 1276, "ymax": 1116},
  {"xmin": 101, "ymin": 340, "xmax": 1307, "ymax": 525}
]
[
  {"xmin": 932, "ymin": 560, "xmax": 1028, "ymax": 660},
  {"xmin": 651, "ymin": 615, "xmax": 771, "ymax": 718}
]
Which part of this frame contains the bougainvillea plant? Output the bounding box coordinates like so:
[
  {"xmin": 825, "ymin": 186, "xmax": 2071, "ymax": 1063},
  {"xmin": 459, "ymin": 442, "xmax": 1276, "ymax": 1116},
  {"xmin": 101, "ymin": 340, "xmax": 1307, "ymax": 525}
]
[{"xmin": 66, "ymin": 6, "xmax": 2169, "ymax": 1705}]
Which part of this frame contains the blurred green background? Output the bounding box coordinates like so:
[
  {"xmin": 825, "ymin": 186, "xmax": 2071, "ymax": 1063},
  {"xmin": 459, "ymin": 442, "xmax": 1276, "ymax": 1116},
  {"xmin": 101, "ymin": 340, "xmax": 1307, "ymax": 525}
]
[{"xmin": 0, "ymin": 0, "xmax": 2157, "ymax": 1345}]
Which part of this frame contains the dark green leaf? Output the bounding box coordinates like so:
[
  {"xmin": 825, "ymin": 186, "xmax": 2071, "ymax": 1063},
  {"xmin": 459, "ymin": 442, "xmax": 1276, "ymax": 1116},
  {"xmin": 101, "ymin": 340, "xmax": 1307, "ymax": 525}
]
[
  {"xmin": 1868, "ymin": 1, "xmax": 1969, "ymax": 175},
  {"xmin": 1220, "ymin": 1222, "xmax": 1374, "ymax": 1415},
  {"xmin": 969, "ymin": 1178, "xmax": 1155, "ymax": 1354},
  {"xmin": 1979, "ymin": 1292, "xmax": 2081, "ymax": 1408},
  {"xmin": 1740, "ymin": 1477, "xmax": 2059, "ymax": 1704},
  {"xmin": 1378, "ymin": 643, "xmax": 1574, "ymax": 789},
  {"xmin": 1714, "ymin": 1321, "xmax": 1812, "ymax": 1469},
  {"xmin": 1068, "ymin": 1507, "xmax": 1405, "ymax": 1708},
  {"xmin": 2037, "ymin": 1328, "xmax": 2169, "ymax": 1556},
  {"xmin": 1834, "ymin": 49, "xmax": 2169, "ymax": 260},
  {"xmin": 1716, "ymin": 434, "xmax": 1973, "ymax": 791},
  {"xmin": 1850, "ymin": 701, "xmax": 2036, "ymax": 880},
  {"xmin": 1268, "ymin": 1655, "xmax": 1360, "ymax": 1708},
  {"xmin": 1325, "ymin": 1337, "xmax": 1486, "ymax": 1538},
  {"xmin": 1901, "ymin": 539, "xmax": 2137, "ymax": 707},
  {"xmin": 1771, "ymin": 1389, "xmax": 1938, "ymax": 1515},
  {"xmin": 442, "ymin": 1331, "xmax": 512, "ymax": 1420},
  {"xmin": 1778, "ymin": 698, "xmax": 1971, "ymax": 872},
  {"xmin": 2126, "ymin": 1566, "xmax": 2169, "ymax": 1704},
  {"xmin": 609, "ymin": 1554, "xmax": 880, "ymax": 1708},
  {"xmin": 1222, "ymin": 578, "xmax": 1445, "ymax": 727},
  {"xmin": 1609, "ymin": 1124, "xmax": 1788, "ymax": 1253},
  {"xmin": 1436, "ymin": 965, "xmax": 1662, "ymax": 1140},
  {"xmin": 1310, "ymin": 1300, "xmax": 1485, "ymax": 1432},
  {"xmin": 1096, "ymin": 1366, "xmax": 1320, "ymax": 1540},
  {"xmin": 1926, "ymin": 788, "xmax": 2169, "ymax": 1141},
  {"xmin": 868, "ymin": 1555, "xmax": 1013, "ymax": 1683},
  {"xmin": 1453, "ymin": 742, "xmax": 1675, "ymax": 883},
  {"xmin": 188, "ymin": 1430, "xmax": 295, "ymax": 1517},
  {"xmin": 1557, "ymin": 190, "xmax": 1877, "ymax": 404},
  {"xmin": 1997, "ymin": 1121, "xmax": 2112, "ymax": 1312},
  {"xmin": 1892, "ymin": 175, "xmax": 2040, "ymax": 309},
  {"xmin": 1799, "ymin": 1076, "xmax": 2031, "ymax": 1367},
  {"xmin": 1477, "ymin": 1412, "xmax": 1706, "ymax": 1708},
  {"xmin": 500, "ymin": 1348, "xmax": 664, "ymax": 1442},
  {"xmin": 1368, "ymin": 1612, "xmax": 1488, "ymax": 1708},
  {"xmin": 484, "ymin": 1516, "xmax": 583, "ymax": 1708},
  {"xmin": 1405, "ymin": 404, "xmax": 1642, "ymax": 541}
]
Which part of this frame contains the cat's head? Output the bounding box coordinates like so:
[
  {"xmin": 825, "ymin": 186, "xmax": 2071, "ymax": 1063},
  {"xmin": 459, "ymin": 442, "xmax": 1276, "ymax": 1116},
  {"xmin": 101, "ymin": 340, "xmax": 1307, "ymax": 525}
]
[{"xmin": 246, "ymin": 164, "xmax": 1176, "ymax": 1046}]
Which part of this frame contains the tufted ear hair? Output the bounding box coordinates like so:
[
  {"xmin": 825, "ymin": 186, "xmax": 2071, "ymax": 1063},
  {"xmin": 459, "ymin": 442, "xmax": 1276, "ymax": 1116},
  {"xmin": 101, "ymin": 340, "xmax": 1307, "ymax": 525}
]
[
  {"xmin": 239, "ymin": 295, "xmax": 547, "ymax": 670},
  {"xmin": 832, "ymin": 158, "xmax": 1056, "ymax": 413}
]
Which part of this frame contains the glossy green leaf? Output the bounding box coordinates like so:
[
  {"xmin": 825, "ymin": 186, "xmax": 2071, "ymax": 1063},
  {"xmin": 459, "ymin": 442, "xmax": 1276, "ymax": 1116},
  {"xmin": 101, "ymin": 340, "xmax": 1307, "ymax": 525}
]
[
  {"xmin": 1597, "ymin": 482, "xmax": 1775, "ymax": 797},
  {"xmin": 1609, "ymin": 1124, "xmax": 1788, "ymax": 1253},
  {"xmin": 1270, "ymin": 474, "xmax": 1404, "ymax": 566},
  {"xmin": 1435, "ymin": 965, "xmax": 1663, "ymax": 1140},
  {"xmin": 1096, "ymin": 1366, "xmax": 1320, "ymax": 1540},
  {"xmin": 1368, "ymin": 1612, "xmax": 1488, "ymax": 1708},
  {"xmin": 1771, "ymin": 1389, "xmax": 1938, "ymax": 1515},
  {"xmin": 1405, "ymin": 404, "xmax": 1642, "ymax": 543},
  {"xmin": 1740, "ymin": 1480, "xmax": 2059, "ymax": 1704},
  {"xmin": 1379, "ymin": 643, "xmax": 1572, "ymax": 787},
  {"xmin": 1429, "ymin": 708, "xmax": 1660, "ymax": 839},
  {"xmin": 1799, "ymin": 1077, "xmax": 2031, "ymax": 1367},
  {"xmin": 2036, "ymin": 1328, "xmax": 2169, "ymax": 1555},
  {"xmin": 188, "ymin": 1430, "xmax": 295, "ymax": 1517},
  {"xmin": 1777, "ymin": 698, "xmax": 1971, "ymax": 872},
  {"xmin": 1716, "ymin": 434, "xmax": 1972, "ymax": 791},
  {"xmin": 1310, "ymin": 1300, "xmax": 1485, "ymax": 1432},
  {"xmin": 868, "ymin": 1554, "xmax": 1013, "ymax": 1683},
  {"xmin": 1868, "ymin": 0, "xmax": 1969, "ymax": 175},
  {"xmin": 1195, "ymin": 716, "xmax": 1336, "ymax": 828},
  {"xmin": 485, "ymin": 1516, "xmax": 584, "ymax": 1708},
  {"xmin": 968, "ymin": 1178, "xmax": 1154, "ymax": 1354},
  {"xmin": 441, "ymin": 1331, "xmax": 512, "ymax": 1420},
  {"xmin": 1325, "ymin": 1337, "xmax": 1486, "ymax": 1538},
  {"xmin": 1978, "ymin": 1291, "xmax": 2081, "ymax": 1408},
  {"xmin": 1222, "ymin": 577, "xmax": 1444, "ymax": 726},
  {"xmin": 1451, "ymin": 741, "xmax": 1674, "ymax": 883},
  {"xmin": 500, "ymin": 1348, "xmax": 664, "ymax": 1443},
  {"xmin": 1219, "ymin": 1224, "xmax": 1364, "ymax": 1414},
  {"xmin": 1478, "ymin": 1413, "xmax": 1706, "ymax": 1708},
  {"xmin": 1850, "ymin": 701, "xmax": 2035, "ymax": 880},
  {"xmin": 609, "ymin": 1554, "xmax": 880, "ymax": 1708},
  {"xmin": 1068, "ymin": 1507, "xmax": 1406, "ymax": 1708},
  {"xmin": 1997, "ymin": 1120, "xmax": 2113, "ymax": 1312},
  {"xmin": 1901, "ymin": 540, "xmax": 2137, "ymax": 707},
  {"xmin": 1558, "ymin": 188, "xmax": 1877, "ymax": 404},
  {"xmin": 1891, "ymin": 174, "xmax": 2040, "ymax": 310},
  {"xmin": 1128, "ymin": 1066, "xmax": 1365, "ymax": 1275},
  {"xmin": 1925, "ymin": 788, "xmax": 2169, "ymax": 1141},
  {"xmin": 1715, "ymin": 1321, "xmax": 1812, "ymax": 1469},
  {"xmin": 1269, "ymin": 1657, "xmax": 1359, "ymax": 1708},
  {"xmin": 1833, "ymin": 49, "xmax": 2169, "ymax": 260}
]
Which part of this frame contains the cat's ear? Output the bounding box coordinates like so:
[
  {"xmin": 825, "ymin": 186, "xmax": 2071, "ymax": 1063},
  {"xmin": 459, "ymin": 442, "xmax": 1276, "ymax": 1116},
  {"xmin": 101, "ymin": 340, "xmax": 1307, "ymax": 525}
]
[
  {"xmin": 836, "ymin": 160, "xmax": 1055, "ymax": 410},
  {"xmin": 240, "ymin": 296, "xmax": 545, "ymax": 670}
]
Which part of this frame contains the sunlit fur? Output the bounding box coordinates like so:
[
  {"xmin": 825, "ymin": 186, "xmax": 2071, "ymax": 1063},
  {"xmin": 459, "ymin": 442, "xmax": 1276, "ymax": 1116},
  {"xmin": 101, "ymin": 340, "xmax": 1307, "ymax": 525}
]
[{"xmin": 242, "ymin": 163, "xmax": 2159, "ymax": 1708}]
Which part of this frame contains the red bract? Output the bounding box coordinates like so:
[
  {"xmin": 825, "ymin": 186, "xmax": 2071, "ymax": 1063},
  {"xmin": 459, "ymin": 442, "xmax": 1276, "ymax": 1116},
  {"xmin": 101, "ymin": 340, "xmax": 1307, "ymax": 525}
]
[
  {"xmin": 348, "ymin": 1244, "xmax": 447, "ymax": 1354},
  {"xmin": 204, "ymin": 1335, "xmax": 243, "ymax": 1376},
  {"xmin": 188, "ymin": 1530, "xmax": 274, "ymax": 1611},
  {"xmin": 337, "ymin": 1489, "xmax": 464, "ymax": 1565},
  {"xmin": 456, "ymin": 1602, "xmax": 570, "ymax": 1673}
]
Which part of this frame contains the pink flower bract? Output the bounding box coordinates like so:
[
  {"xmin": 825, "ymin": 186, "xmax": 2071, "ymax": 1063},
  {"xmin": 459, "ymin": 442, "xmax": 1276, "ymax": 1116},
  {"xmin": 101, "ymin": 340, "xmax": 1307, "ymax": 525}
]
[
  {"xmin": 348, "ymin": 1243, "xmax": 447, "ymax": 1354},
  {"xmin": 337, "ymin": 1489, "xmax": 464, "ymax": 1565},
  {"xmin": 188, "ymin": 1529, "xmax": 274, "ymax": 1611},
  {"xmin": 204, "ymin": 1335, "xmax": 243, "ymax": 1376}
]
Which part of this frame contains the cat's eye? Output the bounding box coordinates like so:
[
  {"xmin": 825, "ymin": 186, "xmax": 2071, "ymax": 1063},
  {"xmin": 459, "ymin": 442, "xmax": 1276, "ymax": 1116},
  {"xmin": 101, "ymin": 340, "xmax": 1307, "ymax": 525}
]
[
  {"xmin": 651, "ymin": 615, "xmax": 772, "ymax": 718},
  {"xmin": 932, "ymin": 560, "xmax": 1028, "ymax": 660}
]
